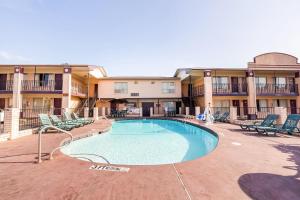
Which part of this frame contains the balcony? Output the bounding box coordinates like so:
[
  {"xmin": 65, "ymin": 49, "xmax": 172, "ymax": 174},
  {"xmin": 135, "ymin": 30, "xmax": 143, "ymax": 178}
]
[
  {"xmin": 0, "ymin": 80, "xmax": 13, "ymax": 93},
  {"xmin": 71, "ymin": 86, "xmax": 87, "ymax": 97},
  {"xmin": 256, "ymin": 84, "xmax": 298, "ymax": 96},
  {"xmin": 212, "ymin": 83, "xmax": 248, "ymax": 96},
  {"xmin": 21, "ymin": 80, "xmax": 62, "ymax": 94}
]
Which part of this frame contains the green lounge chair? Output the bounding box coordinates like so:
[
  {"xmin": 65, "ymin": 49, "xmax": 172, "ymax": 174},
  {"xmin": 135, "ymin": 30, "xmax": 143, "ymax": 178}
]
[
  {"xmin": 240, "ymin": 114, "xmax": 279, "ymax": 131},
  {"xmin": 213, "ymin": 111, "xmax": 221, "ymax": 119},
  {"xmin": 215, "ymin": 112, "xmax": 230, "ymax": 122},
  {"xmin": 256, "ymin": 114, "xmax": 300, "ymax": 136},
  {"xmin": 63, "ymin": 112, "xmax": 84, "ymax": 127},
  {"xmin": 50, "ymin": 115, "xmax": 79, "ymax": 129},
  {"xmin": 72, "ymin": 112, "xmax": 94, "ymax": 124},
  {"xmin": 39, "ymin": 114, "xmax": 73, "ymax": 131}
]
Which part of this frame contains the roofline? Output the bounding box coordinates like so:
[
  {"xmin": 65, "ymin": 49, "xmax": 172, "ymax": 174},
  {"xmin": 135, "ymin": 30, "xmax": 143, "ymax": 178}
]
[
  {"xmin": 253, "ymin": 52, "xmax": 298, "ymax": 63},
  {"xmin": 100, "ymin": 76, "xmax": 180, "ymax": 80}
]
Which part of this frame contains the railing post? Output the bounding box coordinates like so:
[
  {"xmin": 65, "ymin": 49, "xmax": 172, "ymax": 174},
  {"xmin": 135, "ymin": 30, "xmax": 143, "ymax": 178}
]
[
  {"xmin": 229, "ymin": 107, "xmax": 237, "ymax": 123},
  {"xmin": 274, "ymin": 107, "xmax": 287, "ymax": 125},
  {"xmin": 93, "ymin": 107, "xmax": 98, "ymax": 120},
  {"xmin": 4, "ymin": 108, "xmax": 20, "ymax": 140}
]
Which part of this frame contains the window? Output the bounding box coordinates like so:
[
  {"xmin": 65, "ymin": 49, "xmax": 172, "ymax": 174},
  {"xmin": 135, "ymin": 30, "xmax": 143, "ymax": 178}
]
[
  {"xmin": 214, "ymin": 100, "xmax": 230, "ymax": 108},
  {"xmin": 255, "ymin": 77, "xmax": 267, "ymax": 87},
  {"xmin": 35, "ymin": 73, "xmax": 50, "ymax": 86},
  {"xmin": 162, "ymin": 82, "xmax": 175, "ymax": 93},
  {"xmin": 33, "ymin": 98, "xmax": 43, "ymax": 108},
  {"xmin": 272, "ymin": 99, "xmax": 287, "ymax": 107},
  {"xmin": 212, "ymin": 77, "xmax": 229, "ymax": 90},
  {"xmin": 256, "ymin": 99, "xmax": 267, "ymax": 111},
  {"xmin": 273, "ymin": 77, "xmax": 286, "ymax": 88},
  {"xmin": 114, "ymin": 82, "xmax": 128, "ymax": 94},
  {"xmin": 163, "ymin": 102, "xmax": 176, "ymax": 111}
]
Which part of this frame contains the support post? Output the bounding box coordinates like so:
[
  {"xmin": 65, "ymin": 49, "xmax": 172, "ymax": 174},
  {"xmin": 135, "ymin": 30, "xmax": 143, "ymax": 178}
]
[
  {"xmin": 195, "ymin": 106, "xmax": 200, "ymax": 117},
  {"xmin": 101, "ymin": 107, "xmax": 106, "ymax": 116},
  {"xmin": 139, "ymin": 108, "xmax": 143, "ymax": 117},
  {"xmin": 84, "ymin": 107, "xmax": 89, "ymax": 119},
  {"xmin": 185, "ymin": 107, "xmax": 190, "ymax": 116},
  {"xmin": 4, "ymin": 108, "xmax": 20, "ymax": 140},
  {"xmin": 229, "ymin": 106, "xmax": 237, "ymax": 123},
  {"xmin": 274, "ymin": 107, "xmax": 287, "ymax": 125},
  {"xmin": 179, "ymin": 107, "xmax": 182, "ymax": 115},
  {"xmin": 93, "ymin": 107, "xmax": 98, "ymax": 120},
  {"xmin": 62, "ymin": 65, "xmax": 72, "ymax": 109},
  {"xmin": 12, "ymin": 66, "xmax": 24, "ymax": 108},
  {"xmin": 203, "ymin": 70, "xmax": 213, "ymax": 108},
  {"xmin": 150, "ymin": 107, "xmax": 153, "ymax": 117},
  {"xmin": 246, "ymin": 70, "xmax": 257, "ymax": 119}
]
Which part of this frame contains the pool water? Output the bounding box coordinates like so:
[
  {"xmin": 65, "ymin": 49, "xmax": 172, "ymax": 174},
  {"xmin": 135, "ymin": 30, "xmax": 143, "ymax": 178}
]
[{"xmin": 61, "ymin": 119, "xmax": 218, "ymax": 165}]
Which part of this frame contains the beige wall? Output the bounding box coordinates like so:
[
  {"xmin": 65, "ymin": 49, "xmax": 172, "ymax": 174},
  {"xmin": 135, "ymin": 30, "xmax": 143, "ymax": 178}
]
[{"xmin": 98, "ymin": 79, "xmax": 181, "ymax": 99}]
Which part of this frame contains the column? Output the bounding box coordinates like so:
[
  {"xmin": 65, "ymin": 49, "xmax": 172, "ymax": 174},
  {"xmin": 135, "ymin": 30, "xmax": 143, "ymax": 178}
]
[
  {"xmin": 274, "ymin": 107, "xmax": 287, "ymax": 125},
  {"xmin": 12, "ymin": 66, "xmax": 24, "ymax": 108},
  {"xmin": 150, "ymin": 107, "xmax": 153, "ymax": 117},
  {"xmin": 185, "ymin": 107, "xmax": 190, "ymax": 116},
  {"xmin": 203, "ymin": 70, "xmax": 213, "ymax": 108},
  {"xmin": 179, "ymin": 107, "xmax": 182, "ymax": 115},
  {"xmin": 101, "ymin": 107, "xmax": 106, "ymax": 116},
  {"xmin": 139, "ymin": 108, "xmax": 143, "ymax": 117},
  {"xmin": 93, "ymin": 107, "xmax": 98, "ymax": 120},
  {"xmin": 195, "ymin": 106, "xmax": 200, "ymax": 117},
  {"xmin": 62, "ymin": 66, "xmax": 72, "ymax": 110},
  {"xmin": 246, "ymin": 70, "xmax": 257, "ymax": 119},
  {"xmin": 84, "ymin": 107, "xmax": 89, "ymax": 118},
  {"xmin": 295, "ymin": 72, "xmax": 300, "ymax": 109},
  {"xmin": 229, "ymin": 106, "xmax": 237, "ymax": 123},
  {"xmin": 4, "ymin": 108, "xmax": 20, "ymax": 139}
]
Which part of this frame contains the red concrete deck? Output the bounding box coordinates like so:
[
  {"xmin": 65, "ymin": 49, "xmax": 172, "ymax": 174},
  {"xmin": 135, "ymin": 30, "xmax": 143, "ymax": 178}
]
[{"xmin": 0, "ymin": 119, "xmax": 299, "ymax": 200}]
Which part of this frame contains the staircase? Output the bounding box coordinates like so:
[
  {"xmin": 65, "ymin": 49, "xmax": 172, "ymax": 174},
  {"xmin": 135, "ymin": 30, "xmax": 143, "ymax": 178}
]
[{"xmin": 182, "ymin": 97, "xmax": 196, "ymax": 115}]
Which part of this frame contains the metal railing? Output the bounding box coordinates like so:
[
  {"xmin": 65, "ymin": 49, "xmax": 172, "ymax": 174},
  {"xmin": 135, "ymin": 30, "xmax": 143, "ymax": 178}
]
[
  {"xmin": 287, "ymin": 107, "xmax": 300, "ymax": 115},
  {"xmin": 21, "ymin": 80, "xmax": 62, "ymax": 93},
  {"xmin": 212, "ymin": 83, "xmax": 248, "ymax": 95},
  {"xmin": 256, "ymin": 84, "xmax": 298, "ymax": 96},
  {"xmin": 71, "ymin": 85, "xmax": 87, "ymax": 97},
  {"xmin": 0, "ymin": 80, "xmax": 13, "ymax": 92},
  {"xmin": 236, "ymin": 107, "xmax": 275, "ymax": 120}
]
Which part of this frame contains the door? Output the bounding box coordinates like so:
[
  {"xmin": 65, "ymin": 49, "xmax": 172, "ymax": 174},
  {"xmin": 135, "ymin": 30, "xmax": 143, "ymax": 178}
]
[
  {"xmin": 0, "ymin": 74, "xmax": 7, "ymax": 91},
  {"xmin": 243, "ymin": 100, "xmax": 248, "ymax": 116},
  {"xmin": 94, "ymin": 84, "xmax": 98, "ymax": 98},
  {"xmin": 241, "ymin": 77, "xmax": 247, "ymax": 93},
  {"xmin": 0, "ymin": 98, "xmax": 5, "ymax": 109},
  {"xmin": 53, "ymin": 98, "xmax": 62, "ymax": 115},
  {"xmin": 142, "ymin": 102, "xmax": 154, "ymax": 117},
  {"xmin": 232, "ymin": 100, "xmax": 240, "ymax": 116},
  {"xmin": 288, "ymin": 78, "xmax": 296, "ymax": 93},
  {"xmin": 231, "ymin": 77, "xmax": 239, "ymax": 93},
  {"xmin": 290, "ymin": 100, "xmax": 297, "ymax": 114},
  {"xmin": 176, "ymin": 101, "xmax": 182, "ymax": 114},
  {"xmin": 54, "ymin": 74, "xmax": 63, "ymax": 91}
]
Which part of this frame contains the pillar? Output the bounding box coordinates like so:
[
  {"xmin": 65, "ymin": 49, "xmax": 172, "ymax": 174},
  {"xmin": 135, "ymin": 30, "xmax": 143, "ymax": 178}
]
[
  {"xmin": 229, "ymin": 106, "xmax": 237, "ymax": 123},
  {"xmin": 101, "ymin": 107, "xmax": 106, "ymax": 116},
  {"xmin": 93, "ymin": 107, "xmax": 98, "ymax": 120},
  {"xmin": 12, "ymin": 66, "xmax": 24, "ymax": 108},
  {"xmin": 195, "ymin": 106, "xmax": 200, "ymax": 117},
  {"xmin": 203, "ymin": 70, "xmax": 213, "ymax": 108},
  {"xmin": 274, "ymin": 107, "xmax": 287, "ymax": 125},
  {"xmin": 4, "ymin": 108, "xmax": 20, "ymax": 139},
  {"xmin": 62, "ymin": 65, "xmax": 72, "ymax": 109},
  {"xmin": 84, "ymin": 107, "xmax": 89, "ymax": 119},
  {"xmin": 150, "ymin": 107, "xmax": 153, "ymax": 117},
  {"xmin": 295, "ymin": 72, "xmax": 300, "ymax": 109},
  {"xmin": 246, "ymin": 70, "xmax": 257, "ymax": 119},
  {"xmin": 139, "ymin": 108, "xmax": 143, "ymax": 117},
  {"xmin": 179, "ymin": 107, "xmax": 182, "ymax": 115},
  {"xmin": 185, "ymin": 107, "xmax": 190, "ymax": 116}
]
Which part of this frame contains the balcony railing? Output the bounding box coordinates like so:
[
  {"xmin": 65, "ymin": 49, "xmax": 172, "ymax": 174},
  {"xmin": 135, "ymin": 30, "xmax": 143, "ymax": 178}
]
[
  {"xmin": 193, "ymin": 85, "xmax": 204, "ymax": 97},
  {"xmin": 71, "ymin": 86, "xmax": 87, "ymax": 97},
  {"xmin": 256, "ymin": 84, "xmax": 298, "ymax": 96},
  {"xmin": 212, "ymin": 83, "xmax": 248, "ymax": 96},
  {"xmin": 0, "ymin": 80, "xmax": 13, "ymax": 93},
  {"xmin": 21, "ymin": 80, "xmax": 62, "ymax": 93}
]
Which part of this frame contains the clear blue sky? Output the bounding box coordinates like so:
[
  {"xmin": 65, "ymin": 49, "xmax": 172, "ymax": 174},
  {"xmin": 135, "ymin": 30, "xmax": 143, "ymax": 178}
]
[{"xmin": 0, "ymin": 0, "xmax": 300, "ymax": 76}]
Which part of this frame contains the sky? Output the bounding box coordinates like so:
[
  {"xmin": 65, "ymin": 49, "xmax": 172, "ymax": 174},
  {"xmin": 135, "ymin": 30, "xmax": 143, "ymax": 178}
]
[{"xmin": 0, "ymin": 0, "xmax": 300, "ymax": 76}]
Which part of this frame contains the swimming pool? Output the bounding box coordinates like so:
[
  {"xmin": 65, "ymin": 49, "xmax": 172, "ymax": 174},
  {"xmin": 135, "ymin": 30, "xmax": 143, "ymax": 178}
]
[{"xmin": 61, "ymin": 119, "xmax": 218, "ymax": 165}]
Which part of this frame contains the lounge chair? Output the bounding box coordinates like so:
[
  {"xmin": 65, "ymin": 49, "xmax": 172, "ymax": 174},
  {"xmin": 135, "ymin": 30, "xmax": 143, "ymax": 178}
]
[
  {"xmin": 215, "ymin": 112, "xmax": 229, "ymax": 122},
  {"xmin": 63, "ymin": 112, "xmax": 84, "ymax": 127},
  {"xmin": 213, "ymin": 111, "xmax": 221, "ymax": 119},
  {"xmin": 50, "ymin": 115, "xmax": 80, "ymax": 129},
  {"xmin": 72, "ymin": 112, "xmax": 94, "ymax": 124},
  {"xmin": 240, "ymin": 114, "xmax": 278, "ymax": 131},
  {"xmin": 39, "ymin": 114, "xmax": 73, "ymax": 131},
  {"xmin": 256, "ymin": 114, "xmax": 300, "ymax": 136}
]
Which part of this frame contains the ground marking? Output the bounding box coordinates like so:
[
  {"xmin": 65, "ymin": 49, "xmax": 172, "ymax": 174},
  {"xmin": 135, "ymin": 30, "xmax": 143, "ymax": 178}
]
[
  {"xmin": 172, "ymin": 164, "xmax": 192, "ymax": 200},
  {"xmin": 232, "ymin": 142, "xmax": 242, "ymax": 146},
  {"xmin": 89, "ymin": 165, "xmax": 130, "ymax": 172}
]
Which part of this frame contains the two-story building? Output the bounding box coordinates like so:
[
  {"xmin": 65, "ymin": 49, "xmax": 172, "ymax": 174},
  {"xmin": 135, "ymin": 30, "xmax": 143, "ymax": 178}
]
[
  {"xmin": 97, "ymin": 77, "xmax": 182, "ymax": 116},
  {"xmin": 175, "ymin": 52, "xmax": 300, "ymax": 119}
]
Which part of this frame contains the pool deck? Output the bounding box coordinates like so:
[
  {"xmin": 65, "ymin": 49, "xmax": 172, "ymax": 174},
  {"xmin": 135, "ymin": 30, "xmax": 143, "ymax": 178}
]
[{"xmin": 0, "ymin": 118, "xmax": 300, "ymax": 200}]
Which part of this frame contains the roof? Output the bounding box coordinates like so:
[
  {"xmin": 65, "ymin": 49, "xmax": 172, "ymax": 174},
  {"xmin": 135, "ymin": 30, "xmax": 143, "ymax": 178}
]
[{"xmin": 100, "ymin": 76, "xmax": 180, "ymax": 80}]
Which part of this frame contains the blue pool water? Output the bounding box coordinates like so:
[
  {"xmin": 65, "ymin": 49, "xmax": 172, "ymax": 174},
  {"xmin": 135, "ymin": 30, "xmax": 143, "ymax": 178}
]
[{"xmin": 61, "ymin": 119, "xmax": 218, "ymax": 165}]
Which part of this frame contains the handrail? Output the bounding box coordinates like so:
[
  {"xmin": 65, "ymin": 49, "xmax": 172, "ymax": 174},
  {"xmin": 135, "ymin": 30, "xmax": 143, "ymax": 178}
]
[
  {"xmin": 70, "ymin": 153, "xmax": 111, "ymax": 164},
  {"xmin": 37, "ymin": 125, "xmax": 73, "ymax": 163}
]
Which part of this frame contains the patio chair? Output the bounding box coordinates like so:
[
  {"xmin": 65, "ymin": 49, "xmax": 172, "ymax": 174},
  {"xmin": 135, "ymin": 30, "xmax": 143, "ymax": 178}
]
[
  {"xmin": 240, "ymin": 114, "xmax": 278, "ymax": 131},
  {"xmin": 256, "ymin": 114, "xmax": 300, "ymax": 136},
  {"xmin": 215, "ymin": 112, "xmax": 229, "ymax": 122},
  {"xmin": 213, "ymin": 110, "xmax": 221, "ymax": 119},
  {"xmin": 50, "ymin": 115, "xmax": 79, "ymax": 129},
  {"xmin": 39, "ymin": 114, "xmax": 73, "ymax": 131},
  {"xmin": 72, "ymin": 112, "xmax": 94, "ymax": 124},
  {"xmin": 63, "ymin": 112, "xmax": 84, "ymax": 127}
]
